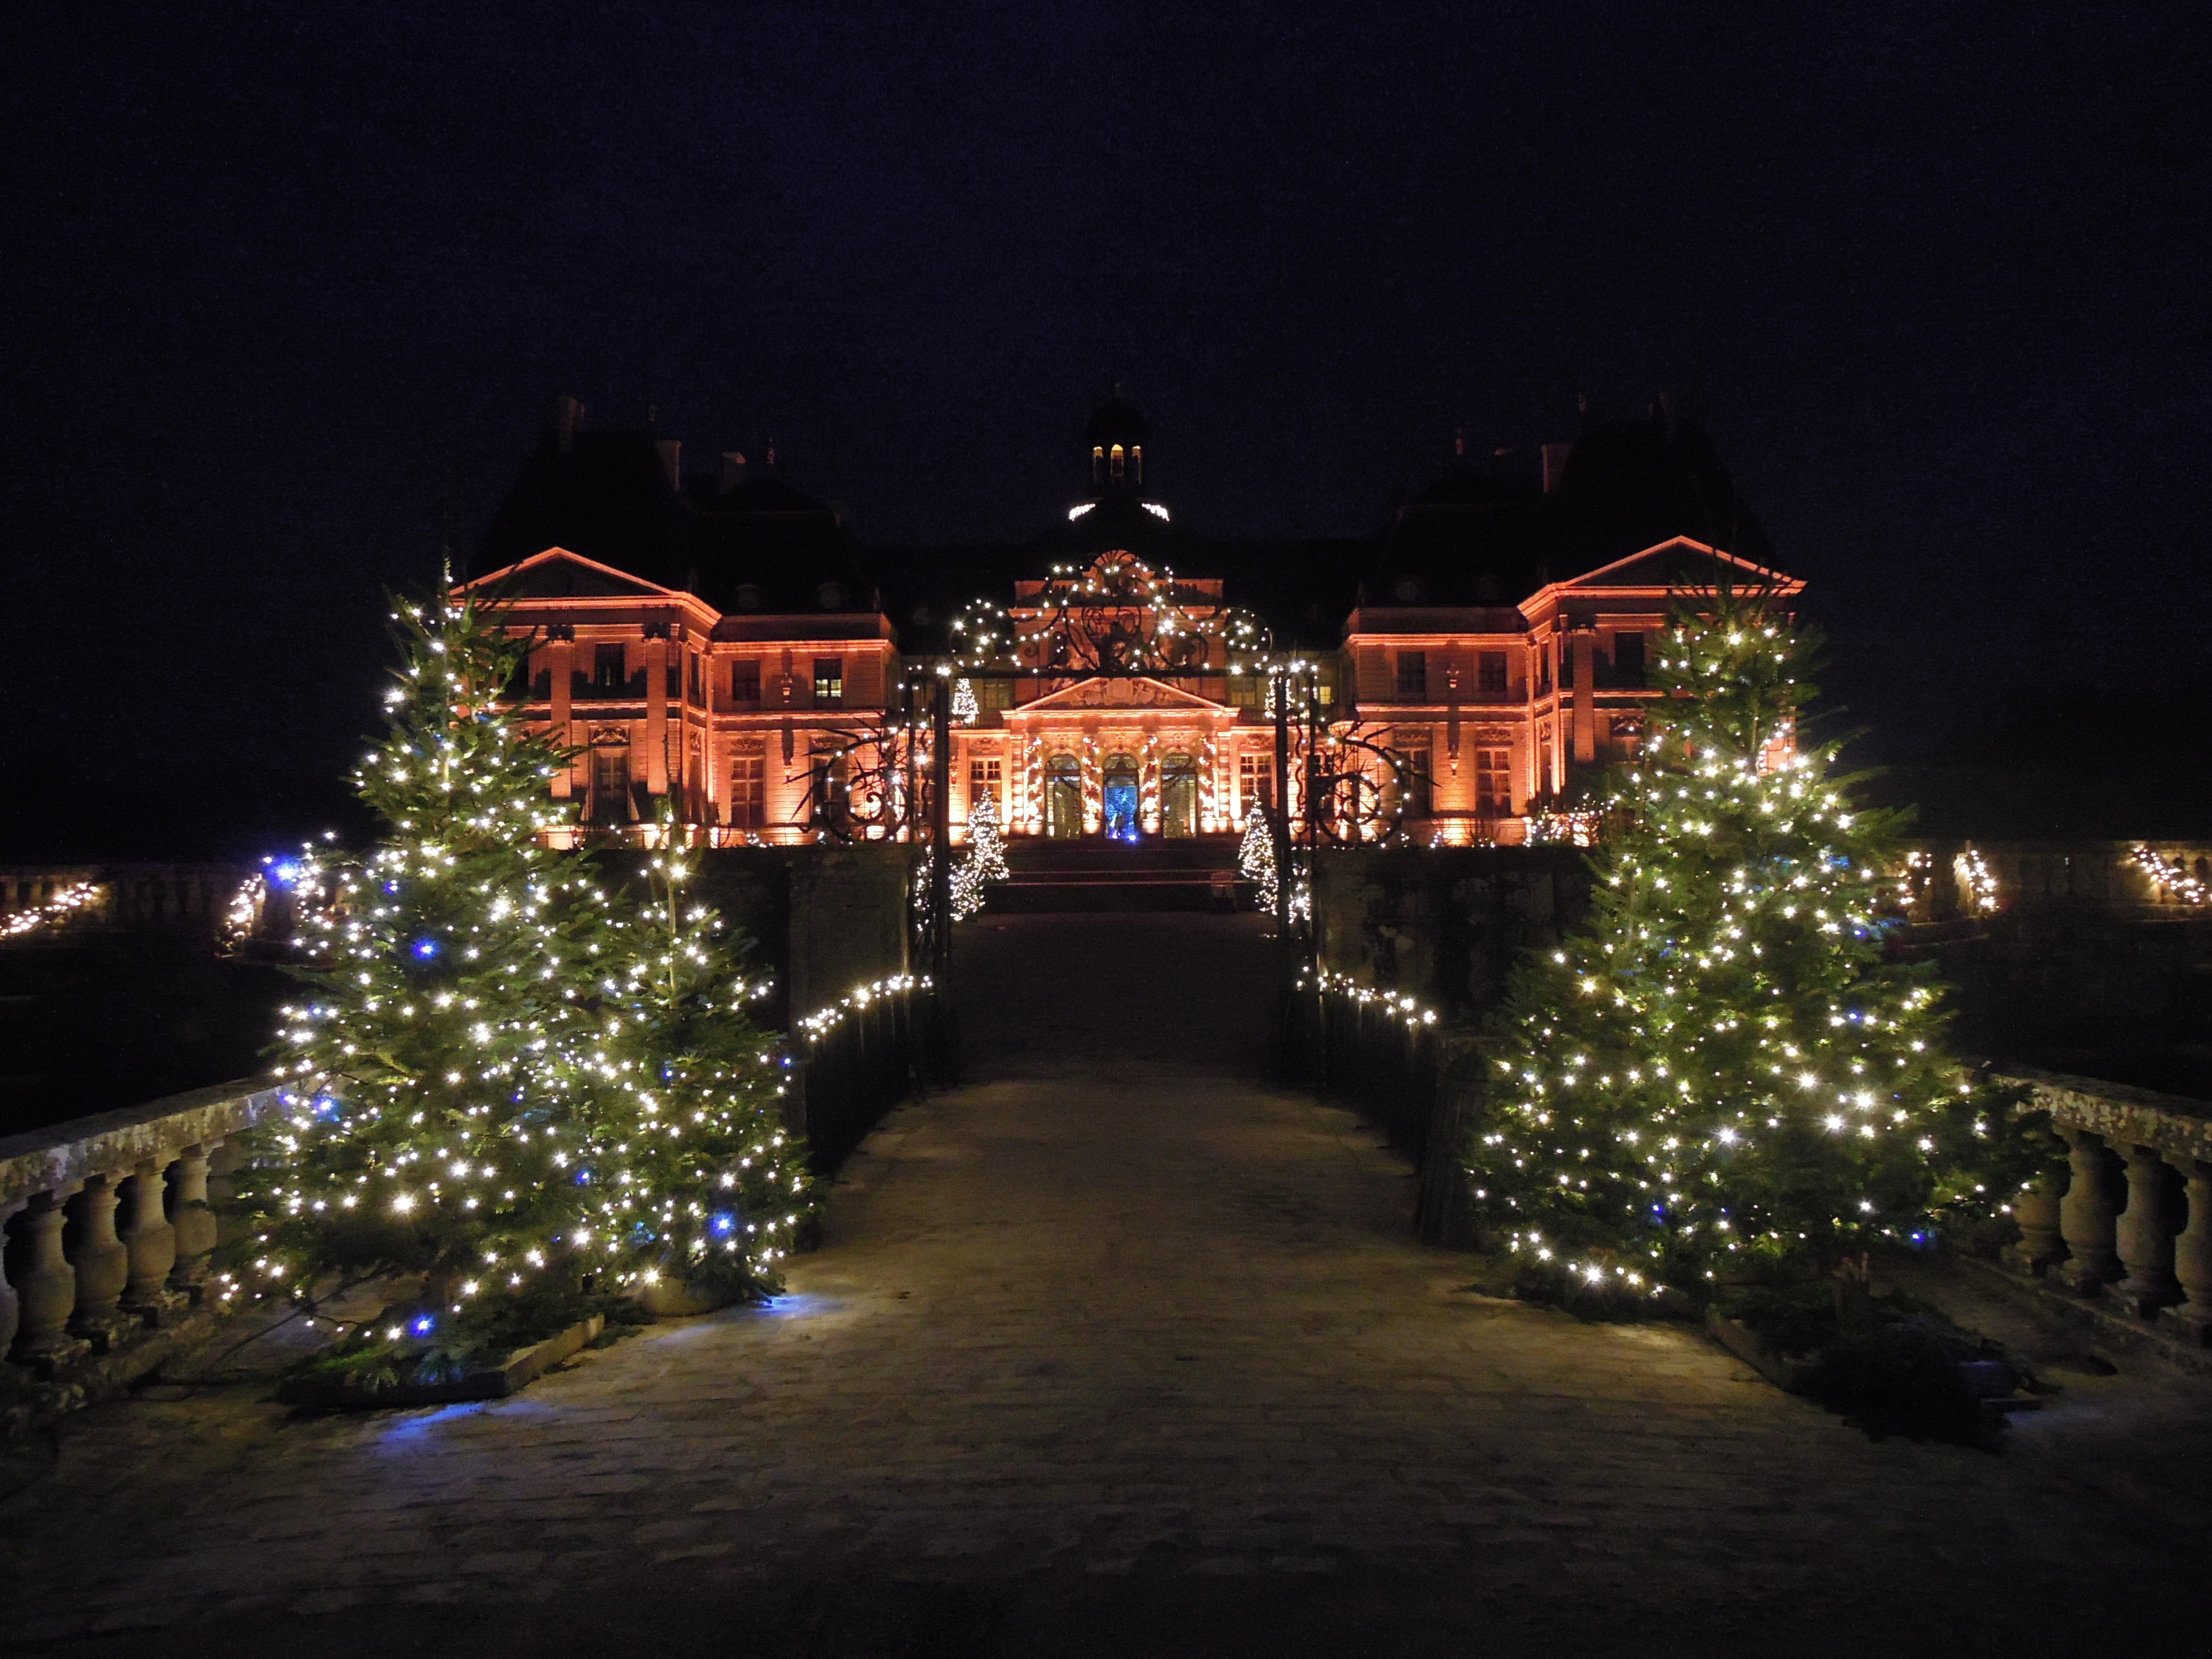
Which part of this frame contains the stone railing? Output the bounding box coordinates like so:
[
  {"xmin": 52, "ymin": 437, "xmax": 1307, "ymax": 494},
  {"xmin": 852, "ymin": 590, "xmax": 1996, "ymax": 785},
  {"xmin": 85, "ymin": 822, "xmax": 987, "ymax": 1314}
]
[
  {"xmin": 1, "ymin": 1079, "xmax": 280, "ymax": 1380},
  {"xmin": 0, "ymin": 863, "xmax": 248, "ymax": 931},
  {"xmin": 1996, "ymin": 1065, "xmax": 2212, "ymax": 1342}
]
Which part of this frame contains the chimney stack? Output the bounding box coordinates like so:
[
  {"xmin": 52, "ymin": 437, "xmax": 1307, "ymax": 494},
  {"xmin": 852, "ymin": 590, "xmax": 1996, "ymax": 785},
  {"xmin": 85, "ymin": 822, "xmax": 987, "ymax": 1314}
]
[
  {"xmin": 546, "ymin": 394, "xmax": 585, "ymax": 454},
  {"xmin": 1542, "ymin": 442, "xmax": 1573, "ymax": 494},
  {"xmin": 655, "ymin": 439, "xmax": 682, "ymax": 491}
]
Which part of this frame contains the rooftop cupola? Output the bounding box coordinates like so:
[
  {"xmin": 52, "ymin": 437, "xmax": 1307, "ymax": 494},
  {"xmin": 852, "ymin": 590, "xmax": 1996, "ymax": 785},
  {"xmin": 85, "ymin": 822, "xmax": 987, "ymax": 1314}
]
[{"xmin": 1084, "ymin": 387, "xmax": 1150, "ymax": 494}]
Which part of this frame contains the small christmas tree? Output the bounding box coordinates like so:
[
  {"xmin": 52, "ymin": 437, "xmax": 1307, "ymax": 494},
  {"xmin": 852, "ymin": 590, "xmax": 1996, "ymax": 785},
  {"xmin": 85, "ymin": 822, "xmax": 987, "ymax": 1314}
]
[
  {"xmin": 950, "ymin": 791, "xmax": 1009, "ymax": 920},
  {"xmin": 1238, "ymin": 811, "xmax": 1277, "ymax": 911},
  {"xmin": 223, "ymin": 597, "xmax": 807, "ymax": 1377},
  {"xmin": 1465, "ymin": 591, "xmax": 2041, "ymax": 1305}
]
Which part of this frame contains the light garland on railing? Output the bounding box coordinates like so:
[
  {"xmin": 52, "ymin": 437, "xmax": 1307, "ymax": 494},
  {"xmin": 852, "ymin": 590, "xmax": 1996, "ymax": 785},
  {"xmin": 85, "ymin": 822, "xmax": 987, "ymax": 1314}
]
[
  {"xmin": 794, "ymin": 973, "xmax": 931, "ymax": 1044},
  {"xmin": 2132, "ymin": 845, "xmax": 2210, "ymax": 906},
  {"xmin": 1299, "ymin": 967, "xmax": 1441, "ymax": 1030},
  {"xmin": 1, "ymin": 881, "xmax": 104, "ymax": 940}
]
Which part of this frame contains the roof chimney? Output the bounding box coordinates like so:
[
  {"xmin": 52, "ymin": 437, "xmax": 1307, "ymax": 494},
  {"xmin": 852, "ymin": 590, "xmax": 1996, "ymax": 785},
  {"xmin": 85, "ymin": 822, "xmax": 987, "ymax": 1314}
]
[
  {"xmin": 655, "ymin": 439, "xmax": 681, "ymax": 491},
  {"xmin": 546, "ymin": 394, "xmax": 585, "ymax": 454},
  {"xmin": 1542, "ymin": 442, "xmax": 1573, "ymax": 494},
  {"xmin": 721, "ymin": 451, "xmax": 748, "ymax": 491}
]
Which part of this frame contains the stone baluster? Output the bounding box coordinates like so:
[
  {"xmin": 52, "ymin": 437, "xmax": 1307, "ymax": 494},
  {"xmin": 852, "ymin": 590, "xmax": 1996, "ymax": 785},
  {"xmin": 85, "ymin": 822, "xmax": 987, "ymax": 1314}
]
[
  {"xmin": 168, "ymin": 1141, "xmax": 221, "ymax": 1299},
  {"xmin": 9, "ymin": 1186, "xmax": 91, "ymax": 1370},
  {"xmin": 65, "ymin": 1173, "xmax": 135, "ymax": 1347},
  {"xmin": 2057, "ymin": 1126, "xmax": 2122, "ymax": 1292},
  {"xmin": 2162, "ymin": 1155, "xmax": 2212, "ymax": 1344},
  {"xmin": 2111, "ymin": 1142, "xmax": 2182, "ymax": 1315},
  {"xmin": 120, "ymin": 1159, "xmax": 185, "ymax": 1323},
  {"xmin": 0, "ymin": 1197, "xmax": 24, "ymax": 1358},
  {"xmin": 2007, "ymin": 1171, "xmax": 2065, "ymax": 1276}
]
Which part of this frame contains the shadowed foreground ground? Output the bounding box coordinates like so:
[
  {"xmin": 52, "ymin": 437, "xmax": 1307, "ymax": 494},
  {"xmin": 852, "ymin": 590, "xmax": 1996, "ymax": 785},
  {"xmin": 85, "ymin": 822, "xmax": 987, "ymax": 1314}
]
[{"xmin": 4, "ymin": 914, "xmax": 2210, "ymax": 1656}]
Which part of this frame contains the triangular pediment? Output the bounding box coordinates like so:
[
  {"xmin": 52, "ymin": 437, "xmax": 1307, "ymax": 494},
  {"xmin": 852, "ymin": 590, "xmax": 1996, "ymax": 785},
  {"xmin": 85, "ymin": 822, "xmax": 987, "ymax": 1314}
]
[
  {"xmin": 1008, "ymin": 674, "xmax": 1231, "ymax": 715},
  {"xmin": 1561, "ymin": 537, "xmax": 1799, "ymax": 593},
  {"xmin": 459, "ymin": 546, "xmax": 681, "ymax": 601}
]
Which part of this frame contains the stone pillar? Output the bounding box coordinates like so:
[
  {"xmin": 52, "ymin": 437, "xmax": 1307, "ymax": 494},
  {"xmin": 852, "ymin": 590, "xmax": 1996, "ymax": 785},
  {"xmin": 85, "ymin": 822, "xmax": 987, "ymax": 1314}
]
[
  {"xmin": 1570, "ymin": 628, "xmax": 1595, "ymax": 764},
  {"xmin": 2058, "ymin": 1128, "xmax": 2122, "ymax": 1292},
  {"xmin": 0, "ymin": 1197, "xmax": 23, "ymax": 1359},
  {"xmin": 9, "ymin": 1187, "xmax": 90, "ymax": 1370},
  {"xmin": 547, "ymin": 630, "xmax": 575, "ymax": 800},
  {"xmin": 121, "ymin": 1159, "xmax": 185, "ymax": 1322},
  {"xmin": 2161, "ymin": 1155, "xmax": 2212, "ymax": 1343},
  {"xmin": 168, "ymin": 1142, "xmax": 220, "ymax": 1297},
  {"xmin": 645, "ymin": 627, "xmax": 670, "ymax": 799},
  {"xmin": 2112, "ymin": 1143, "xmax": 2181, "ymax": 1314},
  {"xmin": 65, "ymin": 1174, "xmax": 134, "ymax": 1347},
  {"xmin": 2006, "ymin": 1172, "xmax": 2066, "ymax": 1275}
]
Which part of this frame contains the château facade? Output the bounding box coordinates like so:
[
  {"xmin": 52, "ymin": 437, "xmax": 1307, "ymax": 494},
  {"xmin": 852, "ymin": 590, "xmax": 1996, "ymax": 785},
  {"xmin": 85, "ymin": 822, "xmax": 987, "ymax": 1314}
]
[{"xmin": 461, "ymin": 393, "xmax": 1799, "ymax": 847}]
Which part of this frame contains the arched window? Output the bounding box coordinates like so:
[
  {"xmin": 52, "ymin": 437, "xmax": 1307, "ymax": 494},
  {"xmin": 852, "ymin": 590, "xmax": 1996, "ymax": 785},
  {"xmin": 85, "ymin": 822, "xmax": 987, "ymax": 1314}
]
[
  {"xmin": 1110, "ymin": 444, "xmax": 1125, "ymax": 481},
  {"xmin": 1160, "ymin": 752, "xmax": 1198, "ymax": 838}
]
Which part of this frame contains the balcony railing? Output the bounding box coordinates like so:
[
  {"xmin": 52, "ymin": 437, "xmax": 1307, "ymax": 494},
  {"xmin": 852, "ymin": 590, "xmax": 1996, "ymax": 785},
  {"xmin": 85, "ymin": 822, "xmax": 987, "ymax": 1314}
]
[{"xmin": 1, "ymin": 1079, "xmax": 277, "ymax": 1403}]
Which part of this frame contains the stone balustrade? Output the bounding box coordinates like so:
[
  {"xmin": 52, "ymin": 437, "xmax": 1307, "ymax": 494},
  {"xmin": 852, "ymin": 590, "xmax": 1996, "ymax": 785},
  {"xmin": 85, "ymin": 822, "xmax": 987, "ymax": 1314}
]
[
  {"xmin": 1995, "ymin": 1065, "xmax": 2212, "ymax": 1343},
  {"xmin": 1, "ymin": 1078, "xmax": 281, "ymax": 1379}
]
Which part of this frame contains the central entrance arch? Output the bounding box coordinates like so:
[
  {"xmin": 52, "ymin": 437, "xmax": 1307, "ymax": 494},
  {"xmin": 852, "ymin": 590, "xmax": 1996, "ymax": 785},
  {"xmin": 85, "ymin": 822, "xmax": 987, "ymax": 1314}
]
[{"xmin": 1103, "ymin": 753, "xmax": 1140, "ymax": 841}]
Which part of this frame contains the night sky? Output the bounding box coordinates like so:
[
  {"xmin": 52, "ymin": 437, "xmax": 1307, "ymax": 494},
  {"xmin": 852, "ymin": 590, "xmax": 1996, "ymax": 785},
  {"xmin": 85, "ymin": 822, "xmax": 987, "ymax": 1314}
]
[{"xmin": 4, "ymin": 2, "xmax": 2207, "ymax": 858}]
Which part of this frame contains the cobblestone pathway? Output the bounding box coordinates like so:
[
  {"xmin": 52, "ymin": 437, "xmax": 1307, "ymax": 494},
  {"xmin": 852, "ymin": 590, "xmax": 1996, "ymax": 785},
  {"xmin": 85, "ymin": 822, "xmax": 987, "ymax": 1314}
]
[{"xmin": 4, "ymin": 915, "xmax": 2210, "ymax": 1656}]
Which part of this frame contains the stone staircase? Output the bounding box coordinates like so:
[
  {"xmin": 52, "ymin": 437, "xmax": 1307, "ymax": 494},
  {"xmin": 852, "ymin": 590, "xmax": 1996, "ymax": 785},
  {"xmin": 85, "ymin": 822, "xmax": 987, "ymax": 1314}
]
[{"xmin": 988, "ymin": 836, "xmax": 1249, "ymax": 913}]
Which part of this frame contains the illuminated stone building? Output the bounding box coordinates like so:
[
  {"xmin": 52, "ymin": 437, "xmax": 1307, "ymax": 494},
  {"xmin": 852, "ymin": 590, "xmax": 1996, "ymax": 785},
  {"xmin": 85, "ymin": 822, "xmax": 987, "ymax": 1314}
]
[{"xmin": 462, "ymin": 393, "xmax": 1798, "ymax": 846}]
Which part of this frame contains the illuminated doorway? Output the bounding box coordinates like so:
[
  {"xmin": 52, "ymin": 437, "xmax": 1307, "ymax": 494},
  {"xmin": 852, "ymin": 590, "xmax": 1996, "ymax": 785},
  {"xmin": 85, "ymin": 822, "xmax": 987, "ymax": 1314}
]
[
  {"xmin": 1103, "ymin": 753, "xmax": 1140, "ymax": 841},
  {"xmin": 1160, "ymin": 752, "xmax": 1198, "ymax": 838},
  {"xmin": 1045, "ymin": 753, "xmax": 1083, "ymax": 838}
]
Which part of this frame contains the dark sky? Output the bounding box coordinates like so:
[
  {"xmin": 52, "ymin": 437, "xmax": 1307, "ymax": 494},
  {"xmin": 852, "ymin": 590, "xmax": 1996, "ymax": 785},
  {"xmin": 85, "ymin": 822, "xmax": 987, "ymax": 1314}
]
[{"xmin": 3, "ymin": 2, "xmax": 2206, "ymax": 857}]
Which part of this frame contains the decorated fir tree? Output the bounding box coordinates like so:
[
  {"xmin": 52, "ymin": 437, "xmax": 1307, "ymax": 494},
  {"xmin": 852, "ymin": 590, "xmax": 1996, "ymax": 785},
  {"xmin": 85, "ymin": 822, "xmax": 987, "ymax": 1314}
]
[
  {"xmin": 1238, "ymin": 811, "xmax": 1277, "ymax": 912},
  {"xmin": 950, "ymin": 791, "xmax": 1009, "ymax": 919},
  {"xmin": 222, "ymin": 597, "xmax": 807, "ymax": 1375},
  {"xmin": 1465, "ymin": 591, "xmax": 2041, "ymax": 1307}
]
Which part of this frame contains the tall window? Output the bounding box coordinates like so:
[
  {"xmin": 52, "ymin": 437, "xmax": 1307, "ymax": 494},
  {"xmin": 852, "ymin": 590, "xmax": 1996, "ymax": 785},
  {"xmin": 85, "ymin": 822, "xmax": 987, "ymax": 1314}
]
[
  {"xmin": 1238, "ymin": 752, "xmax": 1274, "ymax": 819},
  {"xmin": 1400, "ymin": 743, "xmax": 1433, "ymax": 818},
  {"xmin": 1478, "ymin": 651, "xmax": 1508, "ymax": 694},
  {"xmin": 731, "ymin": 660, "xmax": 760, "ymax": 703},
  {"xmin": 687, "ymin": 653, "xmax": 703, "ymax": 704},
  {"xmin": 812, "ymin": 657, "xmax": 844, "ymax": 704},
  {"xmin": 728, "ymin": 752, "xmax": 765, "ymax": 828},
  {"xmin": 1395, "ymin": 650, "xmax": 1428, "ymax": 700},
  {"xmin": 1612, "ymin": 632, "xmax": 1645, "ymax": 687},
  {"xmin": 592, "ymin": 643, "xmax": 627, "ymax": 695},
  {"xmin": 969, "ymin": 755, "xmax": 1003, "ymax": 816},
  {"xmin": 1476, "ymin": 748, "xmax": 1511, "ymax": 818},
  {"xmin": 590, "ymin": 748, "xmax": 632, "ymax": 825}
]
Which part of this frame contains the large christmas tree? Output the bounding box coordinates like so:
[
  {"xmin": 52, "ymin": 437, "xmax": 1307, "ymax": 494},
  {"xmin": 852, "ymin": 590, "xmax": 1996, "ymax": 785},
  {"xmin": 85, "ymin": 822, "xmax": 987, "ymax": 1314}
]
[
  {"xmin": 1466, "ymin": 591, "xmax": 2035, "ymax": 1303},
  {"xmin": 221, "ymin": 597, "xmax": 807, "ymax": 1370}
]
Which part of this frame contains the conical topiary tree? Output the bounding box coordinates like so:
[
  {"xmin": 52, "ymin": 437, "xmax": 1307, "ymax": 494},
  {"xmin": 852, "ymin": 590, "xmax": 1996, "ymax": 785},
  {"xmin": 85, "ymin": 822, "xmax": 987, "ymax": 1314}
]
[
  {"xmin": 1465, "ymin": 589, "xmax": 2043, "ymax": 1306},
  {"xmin": 222, "ymin": 596, "xmax": 807, "ymax": 1374}
]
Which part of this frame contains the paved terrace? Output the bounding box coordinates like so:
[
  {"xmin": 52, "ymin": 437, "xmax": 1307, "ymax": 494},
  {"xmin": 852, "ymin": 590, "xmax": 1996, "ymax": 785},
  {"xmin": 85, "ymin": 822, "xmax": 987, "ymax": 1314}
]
[{"xmin": 4, "ymin": 915, "xmax": 2210, "ymax": 1657}]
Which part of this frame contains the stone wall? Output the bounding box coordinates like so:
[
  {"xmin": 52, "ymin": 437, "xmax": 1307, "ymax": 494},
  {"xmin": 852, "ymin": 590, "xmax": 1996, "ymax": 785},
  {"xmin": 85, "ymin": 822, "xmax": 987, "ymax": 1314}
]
[
  {"xmin": 1310, "ymin": 845, "xmax": 1595, "ymax": 1023},
  {"xmin": 608, "ymin": 843, "xmax": 916, "ymax": 1026}
]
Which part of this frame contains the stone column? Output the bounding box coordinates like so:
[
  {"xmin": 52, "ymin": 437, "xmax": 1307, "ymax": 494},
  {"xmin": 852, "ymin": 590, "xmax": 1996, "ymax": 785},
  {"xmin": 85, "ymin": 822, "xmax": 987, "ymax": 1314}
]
[
  {"xmin": 9, "ymin": 1187, "xmax": 90, "ymax": 1370},
  {"xmin": 168, "ymin": 1142, "xmax": 220, "ymax": 1298},
  {"xmin": 2161, "ymin": 1155, "xmax": 2212, "ymax": 1343},
  {"xmin": 65, "ymin": 1174, "xmax": 134, "ymax": 1347},
  {"xmin": 121, "ymin": 1158, "xmax": 185, "ymax": 1322},
  {"xmin": 1570, "ymin": 628, "xmax": 1595, "ymax": 764},
  {"xmin": 645, "ymin": 625, "xmax": 670, "ymax": 799},
  {"xmin": 2058, "ymin": 1127, "xmax": 2121, "ymax": 1292},
  {"xmin": 547, "ymin": 630, "xmax": 573, "ymax": 799},
  {"xmin": 2112, "ymin": 1142, "xmax": 2181, "ymax": 1314},
  {"xmin": 2006, "ymin": 1171, "xmax": 2065, "ymax": 1275}
]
